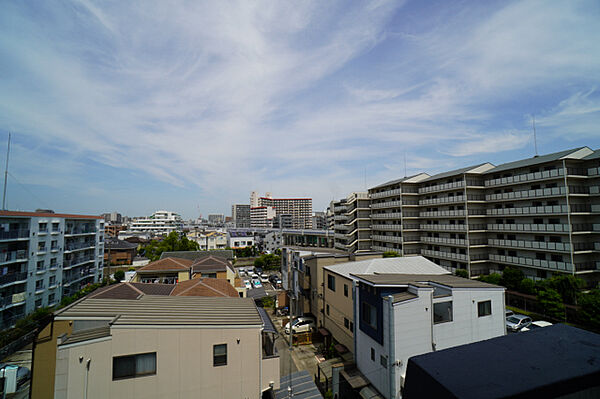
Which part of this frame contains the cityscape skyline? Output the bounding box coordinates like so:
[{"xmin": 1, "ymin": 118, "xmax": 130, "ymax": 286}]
[{"xmin": 1, "ymin": 1, "xmax": 600, "ymax": 219}]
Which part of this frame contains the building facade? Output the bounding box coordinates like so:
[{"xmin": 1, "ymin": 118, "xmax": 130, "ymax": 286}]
[
  {"xmin": 362, "ymin": 147, "xmax": 600, "ymax": 285},
  {"xmin": 129, "ymin": 210, "xmax": 183, "ymax": 236},
  {"xmin": 332, "ymin": 192, "xmax": 372, "ymax": 253},
  {"xmin": 251, "ymin": 192, "xmax": 313, "ymax": 229},
  {"xmin": 231, "ymin": 204, "xmax": 251, "ymax": 228},
  {"xmin": 0, "ymin": 210, "xmax": 104, "ymax": 329}
]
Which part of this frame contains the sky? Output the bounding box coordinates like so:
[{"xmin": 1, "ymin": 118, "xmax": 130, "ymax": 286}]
[{"xmin": 1, "ymin": 0, "xmax": 599, "ymax": 219}]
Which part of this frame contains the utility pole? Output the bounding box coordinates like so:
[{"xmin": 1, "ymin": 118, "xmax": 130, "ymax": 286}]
[{"xmin": 2, "ymin": 133, "xmax": 10, "ymax": 211}]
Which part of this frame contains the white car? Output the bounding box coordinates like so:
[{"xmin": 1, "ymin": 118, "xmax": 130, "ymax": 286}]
[
  {"xmin": 260, "ymin": 273, "xmax": 269, "ymax": 283},
  {"xmin": 244, "ymin": 280, "xmax": 252, "ymax": 289},
  {"xmin": 284, "ymin": 317, "xmax": 316, "ymax": 334},
  {"xmin": 251, "ymin": 273, "xmax": 259, "ymax": 280},
  {"xmin": 252, "ymin": 279, "xmax": 262, "ymax": 289}
]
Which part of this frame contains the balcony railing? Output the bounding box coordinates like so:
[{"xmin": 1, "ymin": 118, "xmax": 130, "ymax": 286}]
[
  {"xmin": 371, "ymin": 213, "xmax": 402, "ymax": 219},
  {"xmin": 487, "ymin": 223, "xmax": 569, "ymax": 233},
  {"xmin": 486, "ymin": 205, "xmax": 569, "ymax": 216},
  {"xmin": 420, "ymin": 210, "xmax": 466, "ymax": 218},
  {"xmin": 486, "ymin": 186, "xmax": 567, "ymax": 201},
  {"xmin": 485, "ymin": 168, "xmax": 564, "ymax": 187},
  {"xmin": 422, "ymin": 249, "xmax": 468, "ymax": 261},
  {"xmin": 488, "ymin": 238, "xmax": 571, "ymax": 252},
  {"xmin": 64, "ymin": 227, "xmax": 97, "ymax": 235},
  {"xmin": 64, "ymin": 256, "xmax": 95, "ymax": 268},
  {"xmin": 0, "ymin": 272, "xmax": 28, "ymax": 286},
  {"xmin": 0, "ymin": 230, "xmax": 30, "ymax": 240},
  {"xmin": 489, "ymin": 253, "xmax": 572, "ymax": 271},
  {"xmin": 422, "ymin": 236, "xmax": 468, "ymax": 246},
  {"xmin": 419, "ymin": 180, "xmax": 464, "ymax": 194},
  {"xmin": 370, "ymin": 188, "xmax": 402, "ymax": 199},
  {"xmin": 372, "ymin": 235, "xmax": 402, "ymax": 243},
  {"xmin": 371, "ymin": 224, "xmax": 403, "ymax": 231},
  {"xmin": 371, "ymin": 200, "xmax": 402, "ymax": 209},
  {"xmin": 64, "ymin": 242, "xmax": 96, "ymax": 252},
  {"xmin": 0, "ymin": 250, "xmax": 27, "ymax": 263}
]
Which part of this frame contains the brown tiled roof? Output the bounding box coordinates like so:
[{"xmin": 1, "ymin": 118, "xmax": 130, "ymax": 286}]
[
  {"xmin": 170, "ymin": 278, "xmax": 239, "ymax": 297},
  {"xmin": 136, "ymin": 257, "xmax": 193, "ymax": 273},
  {"xmin": 88, "ymin": 282, "xmax": 174, "ymax": 299},
  {"xmin": 191, "ymin": 255, "xmax": 232, "ymax": 273}
]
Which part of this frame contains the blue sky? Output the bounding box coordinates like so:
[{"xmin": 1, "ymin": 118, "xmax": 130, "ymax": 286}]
[{"xmin": 1, "ymin": 0, "xmax": 599, "ymax": 219}]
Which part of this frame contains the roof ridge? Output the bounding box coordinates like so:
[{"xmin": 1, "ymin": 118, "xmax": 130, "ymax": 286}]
[
  {"xmin": 172, "ymin": 279, "xmax": 204, "ymax": 296},
  {"xmin": 87, "ymin": 283, "xmax": 119, "ymax": 299},
  {"xmin": 170, "ymin": 257, "xmax": 190, "ymax": 268},
  {"xmin": 125, "ymin": 282, "xmax": 146, "ymax": 296}
]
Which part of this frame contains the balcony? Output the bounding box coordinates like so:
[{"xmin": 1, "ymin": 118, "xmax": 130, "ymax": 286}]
[
  {"xmin": 420, "ymin": 210, "xmax": 466, "ymax": 218},
  {"xmin": 63, "ymin": 256, "xmax": 95, "ymax": 269},
  {"xmin": 370, "ymin": 188, "xmax": 402, "ymax": 199},
  {"xmin": 420, "ymin": 195, "xmax": 465, "ymax": 206},
  {"xmin": 334, "ymin": 233, "xmax": 346, "ymax": 239},
  {"xmin": 489, "ymin": 253, "xmax": 573, "ymax": 271},
  {"xmin": 333, "ymin": 206, "xmax": 346, "ymax": 212},
  {"xmin": 422, "ymin": 249, "xmax": 468, "ymax": 262},
  {"xmin": 0, "ymin": 272, "xmax": 28, "ymax": 287},
  {"xmin": 372, "ymin": 244, "xmax": 397, "ymax": 252},
  {"xmin": 372, "ymin": 235, "xmax": 402, "ymax": 243},
  {"xmin": 420, "ymin": 224, "xmax": 466, "ymax": 231},
  {"xmin": 371, "ymin": 224, "xmax": 403, "ymax": 231},
  {"xmin": 486, "ymin": 186, "xmax": 567, "ymax": 201},
  {"xmin": 64, "ymin": 227, "xmax": 97, "ymax": 236},
  {"xmin": 371, "ymin": 213, "xmax": 402, "ymax": 219},
  {"xmin": 419, "ymin": 180, "xmax": 464, "ymax": 194},
  {"xmin": 486, "ymin": 205, "xmax": 569, "ymax": 216},
  {"xmin": 488, "ymin": 238, "xmax": 571, "ymax": 252},
  {"xmin": 0, "ymin": 250, "xmax": 27, "ymax": 264},
  {"xmin": 64, "ymin": 242, "xmax": 96, "ymax": 253},
  {"xmin": 334, "ymin": 215, "xmax": 347, "ymax": 221},
  {"xmin": 485, "ymin": 168, "xmax": 565, "ymax": 187},
  {"xmin": 371, "ymin": 200, "xmax": 402, "ymax": 209},
  {"xmin": 0, "ymin": 230, "xmax": 30, "ymax": 241},
  {"xmin": 487, "ymin": 223, "xmax": 570, "ymax": 233},
  {"xmin": 422, "ymin": 236, "xmax": 468, "ymax": 246},
  {"xmin": 0, "ymin": 292, "xmax": 26, "ymax": 309}
]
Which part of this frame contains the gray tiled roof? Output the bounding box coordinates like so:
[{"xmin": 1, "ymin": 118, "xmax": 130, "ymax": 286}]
[
  {"xmin": 60, "ymin": 326, "xmax": 111, "ymax": 346},
  {"xmin": 583, "ymin": 149, "xmax": 600, "ymax": 160},
  {"xmin": 56, "ymin": 295, "xmax": 262, "ymax": 326},
  {"xmin": 421, "ymin": 163, "xmax": 492, "ymax": 182},
  {"xmin": 486, "ymin": 147, "xmax": 592, "ymax": 173},
  {"xmin": 324, "ymin": 256, "xmax": 450, "ymax": 279},
  {"xmin": 369, "ymin": 173, "xmax": 428, "ymax": 190}
]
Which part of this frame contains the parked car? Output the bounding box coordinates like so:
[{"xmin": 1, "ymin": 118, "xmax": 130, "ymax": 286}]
[
  {"xmin": 506, "ymin": 314, "xmax": 532, "ymax": 332},
  {"xmin": 505, "ymin": 309, "xmax": 514, "ymax": 317},
  {"xmin": 244, "ymin": 280, "xmax": 252, "ymax": 289},
  {"xmin": 252, "ymin": 279, "xmax": 262, "ymax": 289},
  {"xmin": 284, "ymin": 316, "xmax": 316, "ymax": 334},
  {"xmin": 260, "ymin": 273, "xmax": 269, "ymax": 283},
  {"xmin": 521, "ymin": 320, "xmax": 553, "ymax": 332},
  {"xmin": 0, "ymin": 364, "xmax": 30, "ymax": 389},
  {"xmin": 251, "ymin": 273, "xmax": 259, "ymax": 280},
  {"xmin": 254, "ymin": 267, "xmax": 263, "ymax": 275}
]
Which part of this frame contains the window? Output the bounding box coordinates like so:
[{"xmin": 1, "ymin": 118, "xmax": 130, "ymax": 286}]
[
  {"xmin": 48, "ymin": 293, "xmax": 55, "ymax": 303},
  {"xmin": 344, "ymin": 318, "xmax": 349, "ymax": 329},
  {"xmin": 361, "ymin": 302, "xmax": 377, "ymax": 329},
  {"xmin": 38, "ymin": 241, "xmax": 45, "ymax": 251},
  {"xmin": 50, "ymin": 258, "xmax": 57, "ymax": 268},
  {"xmin": 51, "ymin": 240, "xmax": 58, "ymax": 250},
  {"xmin": 326, "ymin": 305, "xmax": 330, "ymax": 315},
  {"xmin": 35, "ymin": 279, "xmax": 43, "ymax": 290},
  {"xmin": 478, "ymin": 300, "xmax": 492, "ymax": 317},
  {"xmin": 49, "ymin": 276, "xmax": 56, "ymax": 286},
  {"xmin": 370, "ymin": 348, "xmax": 375, "ymax": 361},
  {"xmin": 380, "ymin": 355, "xmax": 388, "ymax": 369},
  {"xmin": 344, "ymin": 284, "xmax": 348, "ymax": 297},
  {"xmin": 213, "ymin": 344, "xmax": 227, "ymax": 366},
  {"xmin": 38, "ymin": 222, "xmax": 47, "ymax": 232},
  {"xmin": 52, "ymin": 222, "xmax": 59, "ymax": 232},
  {"xmin": 113, "ymin": 352, "xmax": 156, "ymax": 380},
  {"xmin": 433, "ymin": 301, "xmax": 453, "ymax": 324},
  {"xmin": 35, "ymin": 298, "xmax": 42, "ymax": 308},
  {"xmin": 37, "ymin": 260, "xmax": 44, "ymax": 271},
  {"xmin": 327, "ymin": 274, "xmax": 335, "ymax": 291},
  {"xmin": 349, "ymin": 321, "xmax": 354, "ymax": 331}
]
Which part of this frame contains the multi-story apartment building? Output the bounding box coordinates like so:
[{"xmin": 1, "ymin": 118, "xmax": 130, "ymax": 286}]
[
  {"xmin": 0, "ymin": 210, "xmax": 104, "ymax": 328},
  {"xmin": 250, "ymin": 206, "xmax": 276, "ymax": 228},
  {"xmin": 312, "ymin": 211, "xmax": 327, "ymax": 230},
  {"xmin": 231, "ymin": 204, "xmax": 251, "ymax": 228},
  {"xmin": 129, "ymin": 210, "xmax": 183, "ymax": 236},
  {"xmin": 332, "ymin": 192, "xmax": 372, "ymax": 253},
  {"xmin": 101, "ymin": 212, "xmax": 122, "ymax": 224},
  {"xmin": 207, "ymin": 214, "xmax": 225, "ymax": 225},
  {"xmin": 363, "ymin": 147, "xmax": 600, "ymax": 285},
  {"xmin": 250, "ymin": 192, "xmax": 313, "ymax": 229}
]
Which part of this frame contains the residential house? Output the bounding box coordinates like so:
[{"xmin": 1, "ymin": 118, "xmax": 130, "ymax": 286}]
[
  {"xmin": 352, "ymin": 273, "xmax": 505, "ymax": 398},
  {"xmin": 191, "ymin": 255, "xmax": 236, "ymax": 283},
  {"xmin": 132, "ymin": 257, "xmax": 193, "ymax": 284},
  {"xmin": 104, "ymin": 237, "xmax": 137, "ymax": 266}
]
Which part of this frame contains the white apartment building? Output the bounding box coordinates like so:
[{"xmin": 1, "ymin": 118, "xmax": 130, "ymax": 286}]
[
  {"xmin": 352, "ymin": 273, "xmax": 505, "ymax": 398},
  {"xmin": 227, "ymin": 231, "xmax": 255, "ymax": 249},
  {"xmin": 332, "ymin": 192, "xmax": 372, "ymax": 253},
  {"xmin": 250, "ymin": 192, "xmax": 313, "ymax": 229},
  {"xmin": 0, "ymin": 210, "xmax": 104, "ymax": 329},
  {"xmin": 364, "ymin": 147, "xmax": 600, "ymax": 284},
  {"xmin": 250, "ymin": 206, "xmax": 276, "ymax": 228},
  {"xmin": 129, "ymin": 210, "xmax": 183, "ymax": 236}
]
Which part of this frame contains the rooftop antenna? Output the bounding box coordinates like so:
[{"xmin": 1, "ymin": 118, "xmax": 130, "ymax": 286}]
[
  {"xmin": 2, "ymin": 133, "xmax": 10, "ymax": 211},
  {"xmin": 532, "ymin": 115, "xmax": 538, "ymax": 156}
]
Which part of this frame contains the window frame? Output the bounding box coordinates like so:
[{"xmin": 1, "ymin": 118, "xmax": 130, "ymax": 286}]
[
  {"xmin": 433, "ymin": 301, "xmax": 453, "ymax": 324},
  {"xmin": 213, "ymin": 343, "xmax": 227, "ymax": 367},
  {"xmin": 343, "ymin": 284, "xmax": 348, "ymax": 297},
  {"xmin": 327, "ymin": 274, "xmax": 336, "ymax": 292},
  {"xmin": 477, "ymin": 300, "xmax": 492, "ymax": 317},
  {"xmin": 113, "ymin": 352, "xmax": 157, "ymax": 380}
]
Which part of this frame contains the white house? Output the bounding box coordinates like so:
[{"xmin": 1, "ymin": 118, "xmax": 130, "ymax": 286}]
[{"xmin": 351, "ymin": 273, "xmax": 505, "ymax": 399}]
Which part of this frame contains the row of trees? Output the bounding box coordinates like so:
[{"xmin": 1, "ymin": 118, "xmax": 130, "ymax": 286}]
[
  {"xmin": 475, "ymin": 267, "xmax": 600, "ymax": 330},
  {"xmin": 141, "ymin": 232, "xmax": 200, "ymax": 261}
]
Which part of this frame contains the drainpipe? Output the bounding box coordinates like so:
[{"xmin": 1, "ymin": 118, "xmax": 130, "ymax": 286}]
[{"xmin": 388, "ymin": 296, "xmax": 396, "ymax": 399}]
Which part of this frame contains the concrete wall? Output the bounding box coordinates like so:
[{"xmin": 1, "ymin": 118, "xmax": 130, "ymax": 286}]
[{"xmin": 54, "ymin": 326, "xmax": 268, "ymax": 399}]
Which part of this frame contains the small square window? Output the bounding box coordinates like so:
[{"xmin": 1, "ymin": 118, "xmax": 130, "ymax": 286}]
[
  {"xmin": 213, "ymin": 344, "xmax": 227, "ymax": 367},
  {"xmin": 380, "ymin": 355, "xmax": 388, "ymax": 369},
  {"xmin": 370, "ymin": 348, "xmax": 375, "ymax": 361},
  {"xmin": 478, "ymin": 300, "xmax": 492, "ymax": 317},
  {"xmin": 344, "ymin": 318, "xmax": 349, "ymax": 329},
  {"xmin": 327, "ymin": 274, "xmax": 336, "ymax": 291},
  {"xmin": 326, "ymin": 305, "xmax": 330, "ymax": 315},
  {"xmin": 344, "ymin": 284, "xmax": 348, "ymax": 297}
]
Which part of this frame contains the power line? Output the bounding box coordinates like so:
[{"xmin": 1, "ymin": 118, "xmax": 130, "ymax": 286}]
[{"xmin": 7, "ymin": 172, "xmax": 52, "ymax": 210}]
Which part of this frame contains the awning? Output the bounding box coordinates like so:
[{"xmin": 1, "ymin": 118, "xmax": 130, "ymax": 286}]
[{"xmin": 257, "ymin": 307, "xmax": 277, "ymax": 334}]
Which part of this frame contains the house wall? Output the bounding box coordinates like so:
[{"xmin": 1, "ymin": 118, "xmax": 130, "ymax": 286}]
[
  {"xmin": 54, "ymin": 326, "xmax": 265, "ymax": 399},
  {"xmin": 322, "ymin": 271, "xmax": 354, "ymax": 352}
]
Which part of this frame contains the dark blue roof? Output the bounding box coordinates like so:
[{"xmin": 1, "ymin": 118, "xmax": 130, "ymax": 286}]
[{"xmin": 403, "ymin": 324, "xmax": 600, "ymax": 399}]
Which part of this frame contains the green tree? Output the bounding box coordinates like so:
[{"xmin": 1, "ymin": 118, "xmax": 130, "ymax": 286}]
[
  {"xmin": 537, "ymin": 288, "xmax": 565, "ymax": 320},
  {"xmin": 382, "ymin": 251, "xmax": 400, "ymax": 258},
  {"xmin": 114, "ymin": 270, "xmax": 125, "ymax": 282},
  {"xmin": 578, "ymin": 289, "xmax": 600, "ymax": 331},
  {"xmin": 519, "ymin": 278, "xmax": 536, "ymax": 295},
  {"xmin": 538, "ymin": 275, "xmax": 584, "ymax": 305},
  {"xmin": 253, "ymin": 253, "xmax": 281, "ymax": 270},
  {"xmin": 142, "ymin": 232, "xmax": 200, "ymax": 261},
  {"xmin": 477, "ymin": 273, "xmax": 502, "ymax": 285},
  {"xmin": 454, "ymin": 269, "xmax": 469, "ymax": 278},
  {"xmin": 501, "ymin": 267, "xmax": 524, "ymax": 291}
]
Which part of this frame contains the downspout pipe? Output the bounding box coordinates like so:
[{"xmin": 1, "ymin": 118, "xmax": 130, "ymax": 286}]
[{"xmin": 388, "ymin": 296, "xmax": 396, "ymax": 399}]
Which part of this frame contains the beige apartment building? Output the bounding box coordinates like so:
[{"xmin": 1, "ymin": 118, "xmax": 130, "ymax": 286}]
[
  {"xmin": 31, "ymin": 295, "xmax": 279, "ymax": 399},
  {"xmin": 250, "ymin": 192, "xmax": 313, "ymax": 229},
  {"xmin": 332, "ymin": 192, "xmax": 372, "ymax": 253}
]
